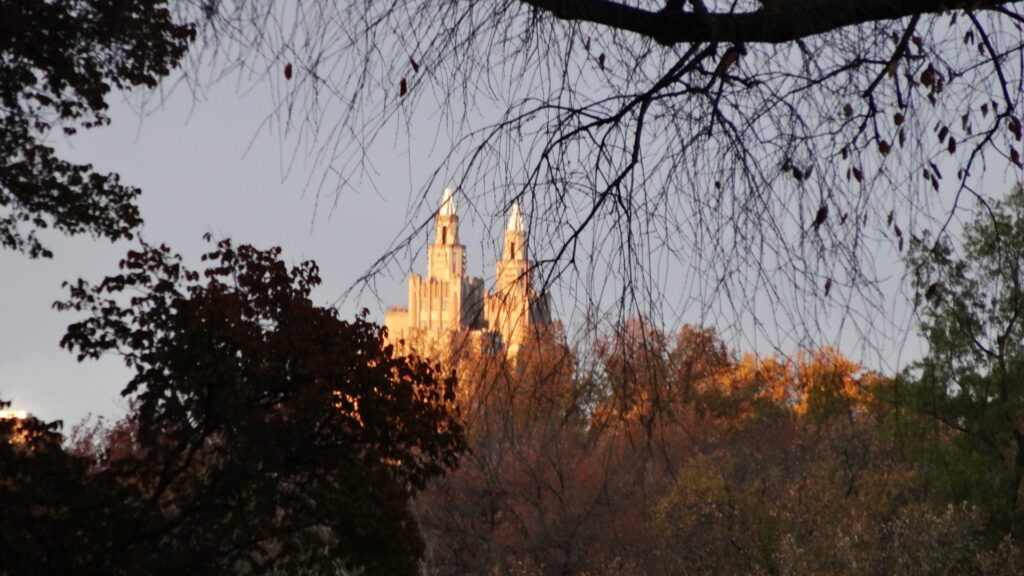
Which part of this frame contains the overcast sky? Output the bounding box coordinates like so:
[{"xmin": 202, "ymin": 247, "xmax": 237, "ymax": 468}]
[
  {"xmin": 0, "ymin": 76, "xmax": 498, "ymax": 426},
  {"xmin": 0, "ymin": 71, "xmax": 940, "ymax": 427},
  {"xmin": 4, "ymin": 55, "xmax": 1016, "ymax": 429}
]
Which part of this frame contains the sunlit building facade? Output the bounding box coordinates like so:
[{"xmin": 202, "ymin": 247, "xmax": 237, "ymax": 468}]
[{"xmin": 385, "ymin": 188, "xmax": 550, "ymax": 358}]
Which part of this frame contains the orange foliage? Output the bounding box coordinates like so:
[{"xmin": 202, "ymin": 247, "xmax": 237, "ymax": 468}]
[
  {"xmin": 715, "ymin": 346, "xmax": 878, "ymax": 419},
  {"xmin": 588, "ymin": 320, "xmax": 878, "ymax": 431}
]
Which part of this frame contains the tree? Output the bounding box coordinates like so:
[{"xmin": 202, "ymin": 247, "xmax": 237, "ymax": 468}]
[
  {"xmin": 0, "ymin": 405, "xmax": 117, "ymax": 575},
  {"xmin": 8, "ymin": 237, "xmax": 467, "ymax": 575},
  {"xmin": 0, "ymin": 0, "xmax": 193, "ymax": 258},
  {"xmin": 418, "ymin": 326, "xmax": 649, "ymax": 576},
  {"xmin": 417, "ymin": 317, "xmax": 1019, "ymax": 576},
  {"xmin": 899, "ymin": 184, "xmax": 1024, "ymax": 531},
  {"xmin": 177, "ymin": 0, "xmax": 1024, "ymax": 343}
]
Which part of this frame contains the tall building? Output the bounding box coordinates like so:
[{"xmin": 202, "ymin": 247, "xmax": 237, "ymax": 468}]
[{"xmin": 385, "ymin": 188, "xmax": 550, "ymax": 358}]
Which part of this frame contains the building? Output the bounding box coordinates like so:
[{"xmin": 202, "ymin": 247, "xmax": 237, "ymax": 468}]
[
  {"xmin": 1, "ymin": 409, "xmax": 30, "ymax": 446},
  {"xmin": 385, "ymin": 188, "xmax": 550, "ymax": 358}
]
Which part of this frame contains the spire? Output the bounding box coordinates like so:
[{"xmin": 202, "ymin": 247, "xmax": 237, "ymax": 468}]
[
  {"xmin": 502, "ymin": 203, "xmax": 526, "ymax": 262},
  {"xmin": 506, "ymin": 203, "xmax": 523, "ymax": 232},
  {"xmin": 429, "ymin": 186, "xmax": 463, "ymax": 277},
  {"xmin": 440, "ymin": 187, "xmax": 456, "ymax": 216}
]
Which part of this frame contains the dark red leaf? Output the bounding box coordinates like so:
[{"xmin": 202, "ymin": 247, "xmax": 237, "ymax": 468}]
[{"xmin": 812, "ymin": 204, "xmax": 828, "ymax": 230}]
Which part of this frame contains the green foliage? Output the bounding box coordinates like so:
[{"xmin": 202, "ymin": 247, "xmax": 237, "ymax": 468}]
[
  {"xmin": 0, "ymin": 1, "xmax": 194, "ymax": 257},
  {"xmin": 901, "ymin": 185, "xmax": 1024, "ymax": 530},
  {"xmin": 2, "ymin": 237, "xmax": 465, "ymax": 576}
]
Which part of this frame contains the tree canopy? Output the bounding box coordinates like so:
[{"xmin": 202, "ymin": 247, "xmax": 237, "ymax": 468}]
[
  {"xmin": 10, "ymin": 3, "xmax": 1024, "ymax": 574},
  {"xmin": 0, "ymin": 0, "xmax": 193, "ymax": 257},
  {"xmin": 416, "ymin": 319, "xmax": 1022, "ymax": 576},
  {"xmin": 0, "ymin": 237, "xmax": 465, "ymax": 576},
  {"xmin": 897, "ymin": 184, "xmax": 1024, "ymax": 531}
]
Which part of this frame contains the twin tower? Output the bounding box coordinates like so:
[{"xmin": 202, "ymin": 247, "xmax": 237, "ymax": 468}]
[{"xmin": 385, "ymin": 188, "xmax": 551, "ymax": 358}]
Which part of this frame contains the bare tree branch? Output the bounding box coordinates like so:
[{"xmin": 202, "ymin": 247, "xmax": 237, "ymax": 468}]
[{"xmin": 521, "ymin": 0, "xmax": 1015, "ymax": 45}]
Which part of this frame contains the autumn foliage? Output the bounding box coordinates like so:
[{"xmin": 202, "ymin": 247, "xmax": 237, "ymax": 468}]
[
  {"xmin": 6, "ymin": 198, "xmax": 1024, "ymax": 574},
  {"xmin": 417, "ymin": 320, "xmax": 1021, "ymax": 576}
]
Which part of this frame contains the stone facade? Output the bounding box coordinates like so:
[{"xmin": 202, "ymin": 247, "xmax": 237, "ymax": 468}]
[{"xmin": 385, "ymin": 189, "xmax": 550, "ymax": 358}]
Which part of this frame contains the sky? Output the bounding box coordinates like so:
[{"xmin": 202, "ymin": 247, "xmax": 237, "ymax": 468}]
[
  {"xmin": 3, "ymin": 24, "xmax": 1018, "ymax": 429},
  {"xmin": 0, "ymin": 77, "xmax": 477, "ymax": 427},
  {"xmin": 0, "ymin": 67, "xmax": 946, "ymax": 428}
]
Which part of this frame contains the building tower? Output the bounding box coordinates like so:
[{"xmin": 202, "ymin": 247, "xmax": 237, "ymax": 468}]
[
  {"xmin": 385, "ymin": 189, "xmax": 485, "ymax": 354},
  {"xmin": 427, "ymin": 188, "xmax": 464, "ymax": 284},
  {"xmin": 486, "ymin": 204, "xmax": 550, "ymax": 356},
  {"xmin": 385, "ymin": 189, "xmax": 548, "ymax": 358}
]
